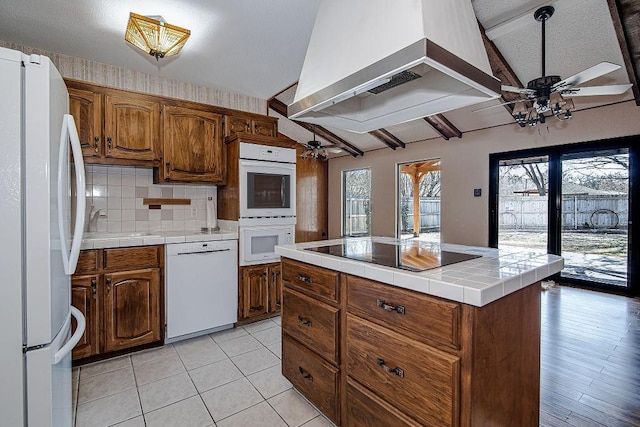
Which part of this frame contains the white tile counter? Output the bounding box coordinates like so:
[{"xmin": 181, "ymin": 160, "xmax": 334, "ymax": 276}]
[
  {"xmin": 275, "ymin": 236, "xmax": 564, "ymax": 307},
  {"xmin": 81, "ymin": 229, "xmax": 238, "ymax": 250}
]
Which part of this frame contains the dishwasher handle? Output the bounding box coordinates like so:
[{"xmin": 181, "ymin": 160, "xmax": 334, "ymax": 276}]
[{"xmin": 176, "ymin": 248, "xmax": 232, "ymax": 256}]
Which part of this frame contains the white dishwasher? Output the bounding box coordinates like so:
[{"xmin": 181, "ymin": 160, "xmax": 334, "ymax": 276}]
[{"xmin": 165, "ymin": 239, "xmax": 238, "ymax": 343}]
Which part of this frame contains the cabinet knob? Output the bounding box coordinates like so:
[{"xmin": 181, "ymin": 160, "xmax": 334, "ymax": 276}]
[
  {"xmin": 297, "ymin": 273, "xmax": 313, "ymax": 284},
  {"xmin": 106, "ymin": 136, "xmax": 112, "ymax": 150},
  {"xmin": 376, "ymin": 358, "xmax": 404, "ymax": 378},
  {"xmin": 298, "ymin": 366, "xmax": 313, "ymax": 382},
  {"xmin": 297, "ymin": 315, "xmax": 312, "ymax": 327},
  {"xmin": 376, "ymin": 299, "xmax": 405, "ymax": 315},
  {"xmin": 166, "ymin": 162, "xmax": 171, "ymax": 174},
  {"xmin": 93, "ymin": 136, "xmax": 99, "ymax": 152},
  {"xmin": 106, "ymin": 278, "xmax": 112, "ymax": 295},
  {"xmin": 91, "ymin": 279, "xmax": 97, "ymax": 300}
]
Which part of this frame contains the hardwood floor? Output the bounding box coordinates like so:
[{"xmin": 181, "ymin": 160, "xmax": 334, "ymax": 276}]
[{"xmin": 540, "ymin": 285, "xmax": 640, "ymax": 426}]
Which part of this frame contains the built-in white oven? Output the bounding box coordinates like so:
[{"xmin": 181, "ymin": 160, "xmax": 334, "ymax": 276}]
[
  {"xmin": 239, "ymin": 143, "xmax": 296, "ymax": 225},
  {"xmin": 239, "ymin": 224, "xmax": 295, "ymax": 266}
]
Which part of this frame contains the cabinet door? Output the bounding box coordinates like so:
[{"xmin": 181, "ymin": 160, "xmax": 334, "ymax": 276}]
[
  {"xmin": 269, "ymin": 263, "xmax": 282, "ymax": 313},
  {"xmin": 71, "ymin": 275, "xmax": 100, "ymax": 360},
  {"xmin": 104, "ymin": 94, "xmax": 160, "ymax": 161},
  {"xmin": 252, "ymin": 117, "xmax": 277, "ymax": 137},
  {"xmin": 224, "ymin": 114, "xmax": 251, "ymax": 136},
  {"xmin": 241, "ymin": 265, "xmax": 269, "ymax": 319},
  {"xmin": 162, "ymin": 106, "xmax": 225, "ymax": 183},
  {"xmin": 103, "ymin": 268, "xmax": 161, "ymax": 353},
  {"xmin": 68, "ymin": 88, "xmax": 102, "ymax": 158}
]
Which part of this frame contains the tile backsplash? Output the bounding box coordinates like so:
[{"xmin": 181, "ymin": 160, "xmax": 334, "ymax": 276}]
[{"xmin": 85, "ymin": 165, "xmax": 216, "ymax": 233}]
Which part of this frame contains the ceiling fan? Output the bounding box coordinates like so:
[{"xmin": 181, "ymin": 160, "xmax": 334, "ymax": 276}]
[
  {"xmin": 301, "ymin": 126, "xmax": 342, "ymax": 160},
  {"xmin": 490, "ymin": 5, "xmax": 632, "ymax": 127}
]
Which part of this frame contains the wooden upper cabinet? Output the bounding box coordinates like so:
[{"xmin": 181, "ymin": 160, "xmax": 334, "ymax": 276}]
[
  {"xmin": 224, "ymin": 114, "xmax": 251, "ymax": 135},
  {"xmin": 159, "ymin": 106, "xmax": 225, "ymax": 183},
  {"xmin": 68, "ymin": 87, "xmax": 102, "ymax": 158},
  {"xmin": 104, "ymin": 94, "xmax": 160, "ymax": 162},
  {"xmin": 252, "ymin": 116, "xmax": 277, "ymax": 137},
  {"xmin": 224, "ymin": 113, "xmax": 277, "ymax": 138}
]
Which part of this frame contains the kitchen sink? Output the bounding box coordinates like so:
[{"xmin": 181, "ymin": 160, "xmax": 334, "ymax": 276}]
[{"xmin": 83, "ymin": 232, "xmax": 159, "ymax": 239}]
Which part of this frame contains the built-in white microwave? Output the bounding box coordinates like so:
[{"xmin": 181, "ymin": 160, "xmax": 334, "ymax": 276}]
[
  {"xmin": 239, "ymin": 225, "xmax": 295, "ymax": 266},
  {"xmin": 239, "ymin": 143, "xmax": 296, "ymax": 225}
]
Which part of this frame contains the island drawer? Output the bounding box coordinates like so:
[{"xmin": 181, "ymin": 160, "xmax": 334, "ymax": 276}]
[
  {"xmin": 346, "ymin": 275, "xmax": 461, "ymax": 349},
  {"xmin": 76, "ymin": 250, "xmax": 100, "ymax": 274},
  {"xmin": 346, "ymin": 314, "xmax": 460, "ymax": 427},
  {"xmin": 282, "ymin": 333, "xmax": 340, "ymax": 424},
  {"xmin": 282, "ymin": 288, "xmax": 339, "ymax": 364},
  {"xmin": 103, "ymin": 246, "xmax": 161, "ymax": 270},
  {"xmin": 282, "ymin": 258, "xmax": 339, "ymax": 303},
  {"xmin": 346, "ymin": 380, "xmax": 422, "ymax": 427}
]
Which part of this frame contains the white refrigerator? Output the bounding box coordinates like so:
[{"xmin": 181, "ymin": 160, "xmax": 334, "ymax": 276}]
[{"xmin": 0, "ymin": 47, "xmax": 87, "ymax": 426}]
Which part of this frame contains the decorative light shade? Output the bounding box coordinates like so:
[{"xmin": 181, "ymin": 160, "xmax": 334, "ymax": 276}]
[
  {"xmin": 301, "ymin": 143, "xmax": 329, "ymax": 161},
  {"xmin": 125, "ymin": 13, "xmax": 190, "ymax": 60},
  {"xmin": 512, "ymin": 92, "xmax": 574, "ymax": 128}
]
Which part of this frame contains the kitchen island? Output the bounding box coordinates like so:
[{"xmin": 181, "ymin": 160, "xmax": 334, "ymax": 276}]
[{"xmin": 275, "ymin": 237, "xmax": 563, "ymax": 426}]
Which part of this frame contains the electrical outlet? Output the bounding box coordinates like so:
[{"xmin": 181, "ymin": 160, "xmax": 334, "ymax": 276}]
[{"xmin": 190, "ymin": 206, "xmax": 197, "ymax": 218}]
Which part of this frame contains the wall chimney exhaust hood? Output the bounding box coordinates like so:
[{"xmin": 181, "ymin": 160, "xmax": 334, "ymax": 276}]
[{"xmin": 288, "ymin": 0, "xmax": 501, "ymax": 133}]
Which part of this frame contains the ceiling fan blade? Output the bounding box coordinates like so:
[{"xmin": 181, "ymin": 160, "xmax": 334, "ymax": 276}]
[
  {"xmin": 562, "ymin": 84, "xmax": 633, "ymax": 97},
  {"xmin": 326, "ymin": 146, "xmax": 343, "ymax": 154},
  {"xmin": 553, "ymin": 62, "xmax": 621, "ymax": 90},
  {"xmin": 501, "ymin": 85, "xmax": 535, "ymax": 95}
]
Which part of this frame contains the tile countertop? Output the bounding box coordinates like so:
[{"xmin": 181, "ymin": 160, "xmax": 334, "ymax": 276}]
[
  {"xmin": 81, "ymin": 229, "xmax": 238, "ymax": 250},
  {"xmin": 275, "ymin": 236, "xmax": 564, "ymax": 307}
]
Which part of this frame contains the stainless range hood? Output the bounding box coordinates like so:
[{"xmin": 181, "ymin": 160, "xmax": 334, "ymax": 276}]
[{"xmin": 288, "ymin": 0, "xmax": 501, "ymax": 133}]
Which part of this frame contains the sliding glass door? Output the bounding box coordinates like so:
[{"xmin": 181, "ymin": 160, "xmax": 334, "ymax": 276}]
[
  {"xmin": 490, "ymin": 138, "xmax": 637, "ymax": 295},
  {"xmin": 560, "ymin": 149, "xmax": 629, "ymax": 287}
]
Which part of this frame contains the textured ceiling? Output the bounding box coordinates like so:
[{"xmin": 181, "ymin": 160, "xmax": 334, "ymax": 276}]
[{"xmin": 0, "ymin": 0, "xmax": 634, "ymax": 155}]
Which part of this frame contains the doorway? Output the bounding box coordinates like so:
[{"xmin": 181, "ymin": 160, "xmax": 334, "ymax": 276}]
[
  {"xmin": 397, "ymin": 159, "xmax": 441, "ymax": 242},
  {"xmin": 490, "ymin": 138, "xmax": 637, "ymax": 295}
]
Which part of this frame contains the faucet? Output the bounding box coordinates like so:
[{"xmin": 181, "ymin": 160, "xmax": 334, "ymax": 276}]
[{"xmin": 87, "ymin": 206, "xmax": 104, "ymax": 232}]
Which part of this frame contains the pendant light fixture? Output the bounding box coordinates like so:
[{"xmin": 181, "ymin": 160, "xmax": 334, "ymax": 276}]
[{"xmin": 125, "ymin": 13, "xmax": 190, "ymax": 60}]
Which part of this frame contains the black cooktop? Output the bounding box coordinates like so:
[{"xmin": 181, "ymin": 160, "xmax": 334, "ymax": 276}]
[{"xmin": 305, "ymin": 240, "xmax": 480, "ymax": 272}]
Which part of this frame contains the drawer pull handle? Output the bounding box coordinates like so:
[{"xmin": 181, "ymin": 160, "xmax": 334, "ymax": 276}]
[
  {"xmin": 298, "ymin": 367, "xmax": 313, "ymax": 382},
  {"xmin": 297, "ymin": 274, "xmax": 313, "ymax": 284},
  {"xmin": 376, "ymin": 358, "xmax": 404, "ymax": 378},
  {"xmin": 297, "ymin": 315, "xmax": 312, "ymax": 327},
  {"xmin": 376, "ymin": 299, "xmax": 405, "ymax": 315}
]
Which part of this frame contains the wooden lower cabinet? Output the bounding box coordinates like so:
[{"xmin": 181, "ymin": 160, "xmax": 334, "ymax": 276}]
[
  {"xmin": 103, "ymin": 269, "xmax": 161, "ymax": 353},
  {"xmin": 71, "ymin": 275, "xmax": 100, "ymax": 360},
  {"xmin": 280, "ymin": 258, "xmax": 541, "ymax": 427},
  {"xmin": 71, "ymin": 246, "xmax": 164, "ymax": 361},
  {"xmin": 239, "ymin": 262, "xmax": 281, "ymax": 321}
]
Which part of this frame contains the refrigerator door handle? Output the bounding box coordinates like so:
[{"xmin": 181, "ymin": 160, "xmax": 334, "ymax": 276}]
[
  {"xmin": 57, "ymin": 114, "xmax": 86, "ymax": 275},
  {"xmin": 53, "ymin": 306, "xmax": 85, "ymax": 364}
]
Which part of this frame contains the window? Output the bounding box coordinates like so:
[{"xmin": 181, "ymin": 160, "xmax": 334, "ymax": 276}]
[
  {"xmin": 397, "ymin": 159, "xmax": 441, "ymax": 242},
  {"xmin": 343, "ymin": 168, "xmax": 371, "ymax": 236}
]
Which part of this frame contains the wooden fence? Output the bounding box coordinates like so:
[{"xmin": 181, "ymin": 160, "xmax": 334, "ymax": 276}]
[{"xmin": 500, "ymin": 195, "xmax": 628, "ymax": 230}]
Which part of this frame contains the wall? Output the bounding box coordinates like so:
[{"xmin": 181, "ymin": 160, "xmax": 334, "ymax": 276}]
[
  {"xmin": 0, "ymin": 41, "xmax": 266, "ymax": 114},
  {"xmin": 328, "ymin": 101, "xmax": 640, "ymax": 246}
]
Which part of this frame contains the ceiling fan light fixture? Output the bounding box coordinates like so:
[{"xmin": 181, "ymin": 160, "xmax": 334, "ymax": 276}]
[{"xmin": 125, "ymin": 13, "xmax": 190, "ymax": 60}]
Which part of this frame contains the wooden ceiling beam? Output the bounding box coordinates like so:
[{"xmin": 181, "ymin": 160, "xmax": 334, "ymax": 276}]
[
  {"xmin": 478, "ymin": 21, "xmax": 528, "ymax": 115},
  {"xmin": 423, "ymin": 115, "xmax": 462, "ymax": 140},
  {"xmin": 268, "ymin": 98, "xmax": 363, "ymax": 156},
  {"xmin": 368, "ymin": 129, "xmax": 406, "ymax": 149},
  {"xmin": 607, "ymin": 0, "xmax": 640, "ymax": 106}
]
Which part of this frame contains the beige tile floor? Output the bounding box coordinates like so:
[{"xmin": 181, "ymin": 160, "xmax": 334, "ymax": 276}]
[{"xmin": 73, "ymin": 317, "xmax": 336, "ymax": 427}]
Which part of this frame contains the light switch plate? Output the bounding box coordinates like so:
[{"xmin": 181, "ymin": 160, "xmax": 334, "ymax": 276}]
[{"xmin": 474, "ymin": 188, "xmax": 482, "ymax": 197}]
